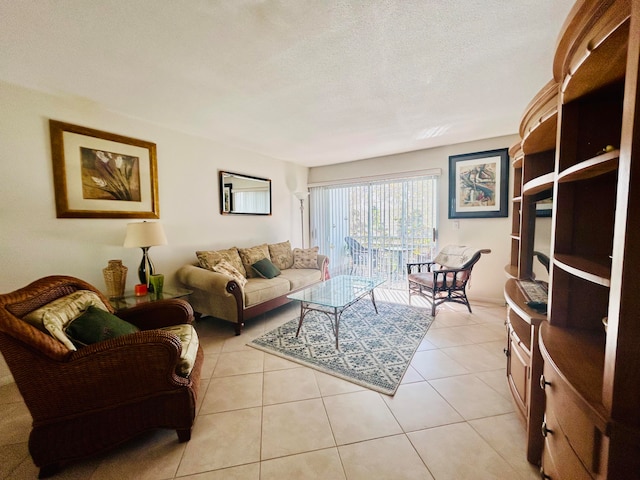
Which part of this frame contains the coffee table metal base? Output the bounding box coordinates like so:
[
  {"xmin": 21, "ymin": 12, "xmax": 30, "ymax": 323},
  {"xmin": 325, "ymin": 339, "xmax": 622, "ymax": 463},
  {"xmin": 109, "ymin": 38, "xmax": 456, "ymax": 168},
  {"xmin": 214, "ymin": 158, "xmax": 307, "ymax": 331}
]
[{"xmin": 295, "ymin": 289, "xmax": 379, "ymax": 349}]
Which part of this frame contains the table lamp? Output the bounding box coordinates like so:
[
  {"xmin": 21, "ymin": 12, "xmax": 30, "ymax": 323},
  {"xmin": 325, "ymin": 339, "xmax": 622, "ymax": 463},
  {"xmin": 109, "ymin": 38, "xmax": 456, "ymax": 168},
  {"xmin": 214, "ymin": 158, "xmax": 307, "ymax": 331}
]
[{"xmin": 123, "ymin": 221, "xmax": 168, "ymax": 286}]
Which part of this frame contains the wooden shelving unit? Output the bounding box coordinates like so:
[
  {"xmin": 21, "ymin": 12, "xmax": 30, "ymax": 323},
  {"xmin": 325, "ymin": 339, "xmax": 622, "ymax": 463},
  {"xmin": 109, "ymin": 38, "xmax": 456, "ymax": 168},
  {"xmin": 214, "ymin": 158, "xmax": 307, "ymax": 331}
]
[
  {"xmin": 504, "ymin": 79, "xmax": 557, "ymax": 464},
  {"xmin": 505, "ymin": 0, "xmax": 640, "ymax": 477}
]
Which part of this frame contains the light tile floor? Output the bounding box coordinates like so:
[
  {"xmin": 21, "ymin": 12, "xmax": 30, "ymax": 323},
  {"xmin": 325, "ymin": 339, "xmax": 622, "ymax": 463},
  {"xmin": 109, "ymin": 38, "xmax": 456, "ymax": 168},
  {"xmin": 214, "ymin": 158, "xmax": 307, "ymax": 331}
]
[{"xmin": 0, "ymin": 289, "xmax": 541, "ymax": 479}]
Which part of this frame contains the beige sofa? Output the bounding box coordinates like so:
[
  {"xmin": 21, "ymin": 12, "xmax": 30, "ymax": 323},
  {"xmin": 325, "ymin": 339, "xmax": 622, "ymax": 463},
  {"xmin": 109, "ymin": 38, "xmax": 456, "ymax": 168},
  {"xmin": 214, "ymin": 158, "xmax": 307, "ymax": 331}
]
[{"xmin": 177, "ymin": 241, "xmax": 328, "ymax": 335}]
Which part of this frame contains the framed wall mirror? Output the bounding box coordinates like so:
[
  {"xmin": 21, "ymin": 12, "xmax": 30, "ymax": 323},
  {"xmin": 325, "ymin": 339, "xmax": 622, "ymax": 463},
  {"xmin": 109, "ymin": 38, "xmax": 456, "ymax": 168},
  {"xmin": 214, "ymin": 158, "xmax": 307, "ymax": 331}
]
[{"xmin": 219, "ymin": 171, "xmax": 272, "ymax": 215}]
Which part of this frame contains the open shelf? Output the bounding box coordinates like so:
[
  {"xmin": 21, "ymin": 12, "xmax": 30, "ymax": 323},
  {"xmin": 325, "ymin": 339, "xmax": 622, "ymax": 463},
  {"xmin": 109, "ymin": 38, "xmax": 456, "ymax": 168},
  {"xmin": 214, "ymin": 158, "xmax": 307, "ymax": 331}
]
[
  {"xmin": 520, "ymin": 80, "xmax": 559, "ymax": 155},
  {"xmin": 523, "ymin": 172, "xmax": 555, "ymax": 196},
  {"xmin": 553, "ymin": 254, "xmax": 611, "ymax": 287},
  {"xmin": 558, "ymin": 150, "xmax": 619, "ymax": 183},
  {"xmin": 560, "ymin": 17, "xmax": 630, "ymax": 103},
  {"xmin": 504, "ymin": 264, "xmax": 519, "ymax": 279}
]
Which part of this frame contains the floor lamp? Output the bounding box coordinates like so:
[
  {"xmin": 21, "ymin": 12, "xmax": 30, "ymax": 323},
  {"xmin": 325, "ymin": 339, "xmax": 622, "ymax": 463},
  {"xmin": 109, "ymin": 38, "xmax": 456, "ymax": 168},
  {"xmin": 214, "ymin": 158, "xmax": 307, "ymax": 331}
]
[{"xmin": 294, "ymin": 191, "xmax": 310, "ymax": 248}]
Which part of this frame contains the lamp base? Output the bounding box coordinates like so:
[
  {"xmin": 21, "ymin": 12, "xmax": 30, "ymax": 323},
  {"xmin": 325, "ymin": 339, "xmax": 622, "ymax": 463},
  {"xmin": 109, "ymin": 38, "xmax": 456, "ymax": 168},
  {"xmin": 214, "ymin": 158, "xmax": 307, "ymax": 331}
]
[{"xmin": 138, "ymin": 247, "xmax": 155, "ymax": 288}]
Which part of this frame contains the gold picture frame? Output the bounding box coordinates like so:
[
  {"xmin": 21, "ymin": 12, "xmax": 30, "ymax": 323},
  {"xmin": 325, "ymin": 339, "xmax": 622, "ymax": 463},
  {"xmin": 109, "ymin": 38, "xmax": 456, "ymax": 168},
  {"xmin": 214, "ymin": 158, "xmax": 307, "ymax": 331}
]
[{"xmin": 49, "ymin": 120, "xmax": 159, "ymax": 219}]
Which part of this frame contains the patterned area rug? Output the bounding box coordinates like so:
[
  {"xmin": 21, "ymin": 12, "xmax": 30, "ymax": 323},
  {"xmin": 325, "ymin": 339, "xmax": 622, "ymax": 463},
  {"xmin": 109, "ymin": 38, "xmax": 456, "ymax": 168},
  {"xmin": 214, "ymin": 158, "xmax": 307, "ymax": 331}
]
[{"xmin": 248, "ymin": 301, "xmax": 433, "ymax": 395}]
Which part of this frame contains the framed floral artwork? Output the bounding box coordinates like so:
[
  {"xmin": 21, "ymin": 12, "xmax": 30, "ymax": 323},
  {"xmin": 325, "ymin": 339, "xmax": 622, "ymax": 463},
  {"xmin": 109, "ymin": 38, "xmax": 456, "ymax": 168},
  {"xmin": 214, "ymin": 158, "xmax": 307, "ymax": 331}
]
[
  {"xmin": 49, "ymin": 120, "xmax": 159, "ymax": 218},
  {"xmin": 448, "ymin": 148, "xmax": 509, "ymax": 218}
]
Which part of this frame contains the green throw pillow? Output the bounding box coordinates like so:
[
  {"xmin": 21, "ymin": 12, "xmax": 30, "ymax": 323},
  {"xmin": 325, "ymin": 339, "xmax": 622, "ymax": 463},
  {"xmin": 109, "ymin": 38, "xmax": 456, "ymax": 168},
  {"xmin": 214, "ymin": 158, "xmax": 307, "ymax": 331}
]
[
  {"xmin": 251, "ymin": 258, "xmax": 281, "ymax": 279},
  {"xmin": 65, "ymin": 305, "xmax": 140, "ymax": 347}
]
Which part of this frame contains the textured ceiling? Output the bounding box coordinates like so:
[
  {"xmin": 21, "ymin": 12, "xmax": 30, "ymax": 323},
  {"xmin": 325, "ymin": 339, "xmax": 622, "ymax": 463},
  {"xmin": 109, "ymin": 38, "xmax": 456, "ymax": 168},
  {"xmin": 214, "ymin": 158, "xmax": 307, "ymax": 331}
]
[{"xmin": 0, "ymin": 0, "xmax": 575, "ymax": 166}]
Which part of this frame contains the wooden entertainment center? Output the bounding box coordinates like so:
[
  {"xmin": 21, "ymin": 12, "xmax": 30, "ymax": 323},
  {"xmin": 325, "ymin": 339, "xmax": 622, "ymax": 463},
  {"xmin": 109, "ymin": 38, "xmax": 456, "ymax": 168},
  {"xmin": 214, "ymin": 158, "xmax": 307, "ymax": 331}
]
[{"xmin": 504, "ymin": 0, "xmax": 640, "ymax": 477}]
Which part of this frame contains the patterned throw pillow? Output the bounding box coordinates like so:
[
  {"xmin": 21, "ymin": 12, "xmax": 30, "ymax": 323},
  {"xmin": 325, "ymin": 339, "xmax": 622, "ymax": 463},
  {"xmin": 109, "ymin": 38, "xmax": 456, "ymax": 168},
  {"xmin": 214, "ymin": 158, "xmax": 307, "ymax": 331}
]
[
  {"xmin": 213, "ymin": 260, "xmax": 248, "ymax": 288},
  {"xmin": 292, "ymin": 246, "xmax": 320, "ymax": 269},
  {"xmin": 22, "ymin": 290, "xmax": 110, "ymax": 351},
  {"xmin": 268, "ymin": 241, "xmax": 294, "ymax": 270},
  {"xmin": 238, "ymin": 244, "xmax": 271, "ymax": 278},
  {"xmin": 196, "ymin": 247, "xmax": 246, "ymax": 277}
]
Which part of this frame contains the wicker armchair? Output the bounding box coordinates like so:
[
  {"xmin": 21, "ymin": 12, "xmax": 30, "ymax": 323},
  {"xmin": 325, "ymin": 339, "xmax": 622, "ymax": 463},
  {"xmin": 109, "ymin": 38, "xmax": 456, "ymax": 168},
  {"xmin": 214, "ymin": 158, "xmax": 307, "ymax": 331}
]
[
  {"xmin": 0, "ymin": 275, "xmax": 204, "ymax": 478},
  {"xmin": 407, "ymin": 246, "xmax": 491, "ymax": 316}
]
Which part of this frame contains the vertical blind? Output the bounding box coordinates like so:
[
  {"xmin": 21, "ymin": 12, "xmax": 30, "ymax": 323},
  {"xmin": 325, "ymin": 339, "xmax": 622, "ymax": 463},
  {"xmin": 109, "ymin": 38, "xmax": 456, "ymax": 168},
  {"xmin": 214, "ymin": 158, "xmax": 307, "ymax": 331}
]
[{"xmin": 310, "ymin": 175, "xmax": 438, "ymax": 288}]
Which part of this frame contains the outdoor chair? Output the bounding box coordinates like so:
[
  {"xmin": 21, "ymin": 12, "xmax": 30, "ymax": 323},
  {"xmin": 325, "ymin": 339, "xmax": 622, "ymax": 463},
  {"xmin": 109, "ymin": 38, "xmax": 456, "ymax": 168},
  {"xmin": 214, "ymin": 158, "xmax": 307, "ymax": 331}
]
[
  {"xmin": 0, "ymin": 275, "xmax": 204, "ymax": 478},
  {"xmin": 407, "ymin": 245, "xmax": 491, "ymax": 316},
  {"xmin": 344, "ymin": 236, "xmax": 380, "ymax": 275}
]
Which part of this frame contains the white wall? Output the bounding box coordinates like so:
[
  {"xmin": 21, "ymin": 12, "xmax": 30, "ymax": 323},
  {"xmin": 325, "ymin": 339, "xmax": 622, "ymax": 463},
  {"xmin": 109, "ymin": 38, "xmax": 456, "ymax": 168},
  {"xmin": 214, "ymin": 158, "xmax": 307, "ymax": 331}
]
[
  {"xmin": 309, "ymin": 135, "xmax": 520, "ymax": 304},
  {"xmin": 0, "ymin": 81, "xmax": 308, "ymax": 293},
  {"xmin": 0, "ymin": 80, "xmax": 520, "ymax": 305}
]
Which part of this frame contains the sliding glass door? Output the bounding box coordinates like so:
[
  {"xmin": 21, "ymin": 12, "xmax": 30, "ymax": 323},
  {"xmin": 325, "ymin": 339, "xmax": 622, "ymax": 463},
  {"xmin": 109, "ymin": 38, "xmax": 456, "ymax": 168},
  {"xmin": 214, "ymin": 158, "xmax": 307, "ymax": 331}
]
[{"xmin": 310, "ymin": 175, "xmax": 438, "ymax": 288}]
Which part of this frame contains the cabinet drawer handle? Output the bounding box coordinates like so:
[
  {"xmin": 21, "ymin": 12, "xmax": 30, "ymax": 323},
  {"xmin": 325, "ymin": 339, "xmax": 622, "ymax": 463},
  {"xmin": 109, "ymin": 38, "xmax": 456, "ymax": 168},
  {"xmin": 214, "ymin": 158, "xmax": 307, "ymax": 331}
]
[
  {"xmin": 541, "ymin": 420, "xmax": 553, "ymax": 437},
  {"xmin": 540, "ymin": 375, "xmax": 551, "ymax": 390},
  {"xmin": 539, "ymin": 467, "xmax": 551, "ymax": 479}
]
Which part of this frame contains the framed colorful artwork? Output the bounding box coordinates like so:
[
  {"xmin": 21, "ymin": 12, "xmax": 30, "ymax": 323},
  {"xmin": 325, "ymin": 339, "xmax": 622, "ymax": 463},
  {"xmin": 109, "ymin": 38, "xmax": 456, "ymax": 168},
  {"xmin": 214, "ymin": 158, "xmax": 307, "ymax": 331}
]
[
  {"xmin": 448, "ymin": 148, "xmax": 509, "ymax": 218},
  {"xmin": 49, "ymin": 120, "xmax": 159, "ymax": 218}
]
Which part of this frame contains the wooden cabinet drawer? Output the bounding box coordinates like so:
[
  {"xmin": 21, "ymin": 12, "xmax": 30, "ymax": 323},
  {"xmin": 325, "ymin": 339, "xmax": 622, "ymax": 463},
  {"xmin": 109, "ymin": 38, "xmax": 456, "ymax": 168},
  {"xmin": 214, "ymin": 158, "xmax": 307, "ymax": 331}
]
[
  {"xmin": 543, "ymin": 360, "xmax": 605, "ymax": 475},
  {"xmin": 507, "ymin": 326, "xmax": 529, "ymax": 415},
  {"xmin": 540, "ymin": 443, "xmax": 559, "ymax": 479},
  {"xmin": 542, "ymin": 407, "xmax": 592, "ymax": 480}
]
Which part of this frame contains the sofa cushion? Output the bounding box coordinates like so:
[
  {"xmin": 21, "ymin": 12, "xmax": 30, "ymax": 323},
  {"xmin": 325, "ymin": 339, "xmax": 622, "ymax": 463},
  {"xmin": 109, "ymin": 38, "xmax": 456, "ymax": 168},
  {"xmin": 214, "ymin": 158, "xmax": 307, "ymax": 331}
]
[
  {"xmin": 158, "ymin": 324, "xmax": 200, "ymax": 377},
  {"xmin": 65, "ymin": 305, "xmax": 140, "ymax": 347},
  {"xmin": 292, "ymin": 246, "xmax": 319, "ymax": 269},
  {"xmin": 196, "ymin": 247, "xmax": 247, "ymax": 277},
  {"xmin": 213, "ymin": 260, "xmax": 248, "ymax": 288},
  {"xmin": 268, "ymin": 241, "xmax": 294, "ymax": 270},
  {"xmin": 252, "ymin": 258, "xmax": 281, "ymax": 279},
  {"xmin": 243, "ymin": 277, "xmax": 290, "ymax": 307},
  {"xmin": 238, "ymin": 244, "xmax": 271, "ymax": 279},
  {"xmin": 23, "ymin": 290, "xmax": 109, "ymax": 351},
  {"xmin": 279, "ymin": 268, "xmax": 323, "ymax": 291}
]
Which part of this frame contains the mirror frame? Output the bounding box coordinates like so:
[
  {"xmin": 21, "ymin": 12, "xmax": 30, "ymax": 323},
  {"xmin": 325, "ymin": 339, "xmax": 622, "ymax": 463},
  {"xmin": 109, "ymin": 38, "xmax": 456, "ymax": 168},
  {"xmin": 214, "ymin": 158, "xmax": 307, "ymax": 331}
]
[{"xmin": 219, "ymin": 171, "xmax": 272, "ymax": 216}]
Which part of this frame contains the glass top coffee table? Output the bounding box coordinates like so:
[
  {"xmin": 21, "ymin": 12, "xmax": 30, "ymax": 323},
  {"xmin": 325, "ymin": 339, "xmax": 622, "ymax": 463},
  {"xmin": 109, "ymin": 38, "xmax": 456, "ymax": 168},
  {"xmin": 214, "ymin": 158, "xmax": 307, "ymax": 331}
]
[{"xmin": 287, "ymin": 275, "xmax": 385, "ymax": 349}]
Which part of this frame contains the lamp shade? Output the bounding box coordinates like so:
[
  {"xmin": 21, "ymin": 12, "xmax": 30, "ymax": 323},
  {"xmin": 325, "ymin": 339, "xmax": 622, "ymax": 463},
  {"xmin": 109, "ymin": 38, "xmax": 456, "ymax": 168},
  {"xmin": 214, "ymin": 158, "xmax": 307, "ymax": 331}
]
[
  {"xmin": 123, "ymin": 221, "xmax": 168, "ymax": 248},
  {"xmin": 294, "ymin": 191, "xmax": 310, "ymax": 201}
]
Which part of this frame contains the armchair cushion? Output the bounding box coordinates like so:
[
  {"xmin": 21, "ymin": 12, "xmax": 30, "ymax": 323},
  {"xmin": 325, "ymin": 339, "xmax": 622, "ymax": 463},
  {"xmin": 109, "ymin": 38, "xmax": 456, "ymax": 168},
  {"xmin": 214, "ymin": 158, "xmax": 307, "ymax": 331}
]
[
  {"xmin": 292, "ymin": 246, "xmax": 319, "ymax": 269},
  {"xmin": 252, "ymin": 258, "xmax": 281, "ymax": 279},
  {"xmin": 65, "ymin": 305, "xmax": 139, "ymax": 347},
  {"xmin": 158, "ymin": 324, "xmax": 200, "ymax": 377},
  {"xmin": 238, "ymin": 244, "xmax": 271, "ymax": 278},
  {"xmin": 197, "ymin": 247, "xmax": 246, "ymax": 277},
  {"xmin": 213, "ymin": 260, "xmax": 247, "ymax": 288},
  {"xmin": 268, "ymin": 240, "xmax": 294, "ymax": 269},
  {"xmin": 22, "ymin": 290, "xmax": 109, "ymax": 351},
  {"xmin": 433, "ymin": 245, "xmax": 483, "ymax": 269}
]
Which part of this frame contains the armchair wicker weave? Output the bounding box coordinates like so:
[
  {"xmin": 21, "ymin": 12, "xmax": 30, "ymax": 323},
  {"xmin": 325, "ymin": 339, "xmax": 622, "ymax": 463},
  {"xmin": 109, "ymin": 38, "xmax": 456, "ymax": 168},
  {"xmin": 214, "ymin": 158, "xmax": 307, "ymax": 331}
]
[
  {"xmin": 0, "ymin": 275, "xmax": 204, "ymax": 478},
  {"xmin": 407, "ymin": 245, "xmax": 491, "ymax": 316}
]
